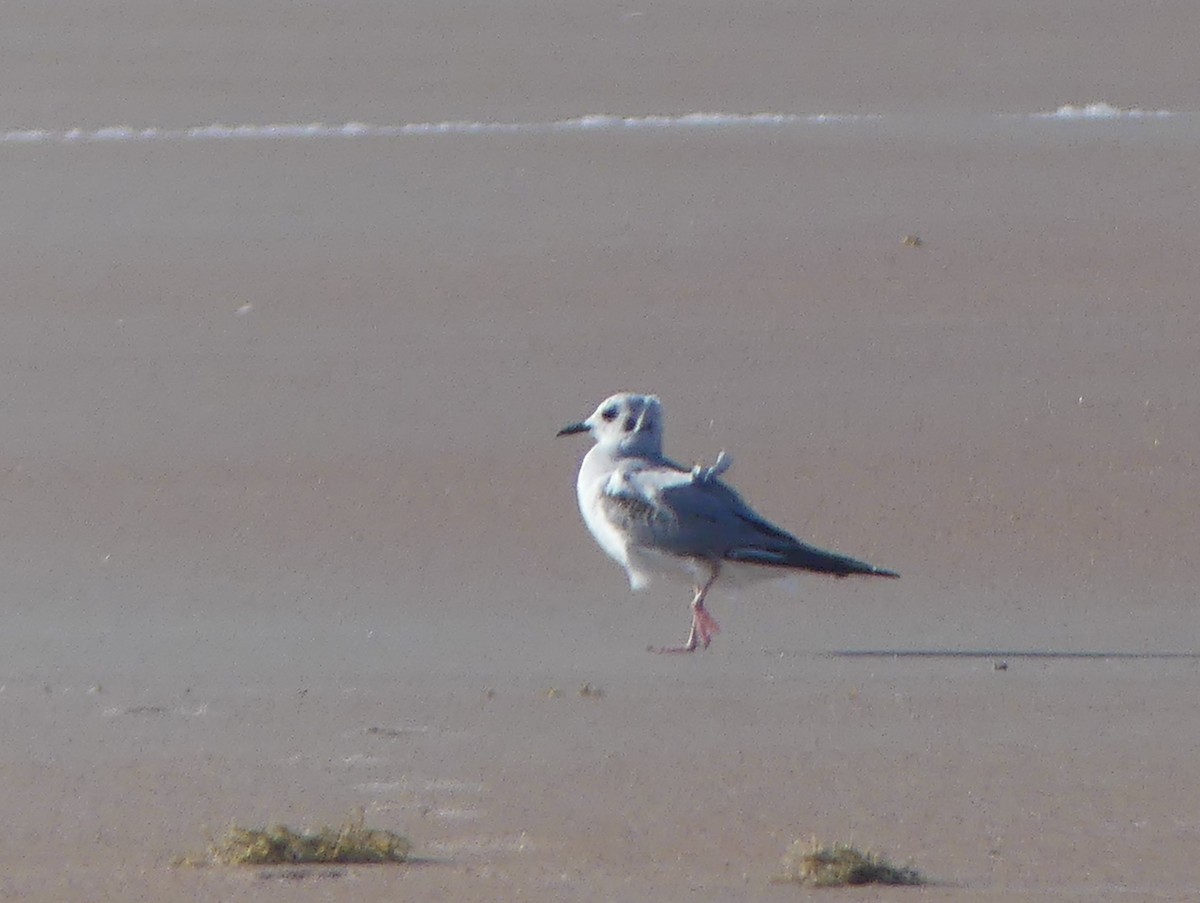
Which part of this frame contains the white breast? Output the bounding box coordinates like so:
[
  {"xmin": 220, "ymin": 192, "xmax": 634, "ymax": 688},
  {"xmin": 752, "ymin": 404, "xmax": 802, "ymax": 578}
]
[
  {"xmin": 575, "ymin": 446, "xmax": 704, "ymax": 591},
  {"xmin": 576, "ymin": 449, "xmax": 635, "ymax": 575}
]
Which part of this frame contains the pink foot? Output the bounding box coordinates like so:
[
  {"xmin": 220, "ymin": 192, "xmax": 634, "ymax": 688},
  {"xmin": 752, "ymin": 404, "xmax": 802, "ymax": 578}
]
[
  {"xmin": 650, "ymin": 642, "xmax": 698, "ymax": 655},
  {"xmin": 648, "ymin": 604, "xmax": 721, "ymax": 654},
  {"xmin": 693, "ymin": 604, "xmax": 720, "ymax": 648}
]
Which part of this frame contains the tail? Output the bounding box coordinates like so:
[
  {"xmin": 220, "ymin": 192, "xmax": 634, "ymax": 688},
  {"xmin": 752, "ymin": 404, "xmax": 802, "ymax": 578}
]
[{"xmin": 726, "ymin": 541, "xmax": 899, "ymax": 578}]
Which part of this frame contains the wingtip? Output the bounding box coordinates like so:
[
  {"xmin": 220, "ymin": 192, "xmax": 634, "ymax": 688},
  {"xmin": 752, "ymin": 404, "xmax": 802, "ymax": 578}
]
[{"xmin": 874, "ymin": 567, "xmax": 901, "ymax": 579}]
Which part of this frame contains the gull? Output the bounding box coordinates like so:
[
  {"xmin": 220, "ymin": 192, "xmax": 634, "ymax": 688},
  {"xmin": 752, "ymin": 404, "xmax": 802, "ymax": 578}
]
[{"xmin": 557, "ymin": 392, "xmax": 899, "ymax": 653}]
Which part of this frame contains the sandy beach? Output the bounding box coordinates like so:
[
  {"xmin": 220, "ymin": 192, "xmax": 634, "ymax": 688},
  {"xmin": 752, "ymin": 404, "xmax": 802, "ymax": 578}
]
[{"xmin": 2, "ymin": 2, "xmax": 1200, "ymax": 900}]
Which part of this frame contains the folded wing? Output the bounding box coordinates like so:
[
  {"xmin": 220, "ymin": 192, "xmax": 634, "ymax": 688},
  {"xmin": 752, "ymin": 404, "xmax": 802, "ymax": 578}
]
[{"xmin": 601, "ymin": 463, "xmax": 898, "ymax": 578}]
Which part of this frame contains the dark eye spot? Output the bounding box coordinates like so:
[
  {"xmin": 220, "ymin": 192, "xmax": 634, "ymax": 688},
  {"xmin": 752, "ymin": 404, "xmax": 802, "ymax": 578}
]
[
  {"xmin": 624, "ymin": 416, "xmax": 637, "ymax": 431},
  {"xmin": 601, "ymin": 407, "xmax": 618, "ymax": 422}
]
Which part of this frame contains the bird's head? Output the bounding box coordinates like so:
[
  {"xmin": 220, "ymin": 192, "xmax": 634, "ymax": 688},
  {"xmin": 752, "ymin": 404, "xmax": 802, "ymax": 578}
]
[{"xmin": 557, "ymin": 392, "xmax": 664, "ymax": 458}]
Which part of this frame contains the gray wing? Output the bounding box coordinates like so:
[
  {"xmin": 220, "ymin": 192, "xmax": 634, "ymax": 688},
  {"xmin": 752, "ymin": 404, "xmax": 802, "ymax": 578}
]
[{"xmin": 602, "ymin": 464, "xmax": 898, "ymax": 578}]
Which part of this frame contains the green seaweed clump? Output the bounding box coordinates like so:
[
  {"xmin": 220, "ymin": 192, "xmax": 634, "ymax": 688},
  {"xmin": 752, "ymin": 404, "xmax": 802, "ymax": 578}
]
[
  {"xmin": 207, "ymin": 816, "xmax": 410, "ymax": 865},
  {"xmin": 777, "ymin": 838, "xmax": 922, "ymax": 887}
]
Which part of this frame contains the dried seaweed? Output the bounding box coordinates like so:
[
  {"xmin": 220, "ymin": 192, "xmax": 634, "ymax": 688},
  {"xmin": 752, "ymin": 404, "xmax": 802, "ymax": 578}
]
[
  {"xmin": 776, "ymin": 838, "xmax": 922, "ymax": 887},
  {"xmin": 204, "ymin": 815, "xmax": 410, "ymax": 865}
]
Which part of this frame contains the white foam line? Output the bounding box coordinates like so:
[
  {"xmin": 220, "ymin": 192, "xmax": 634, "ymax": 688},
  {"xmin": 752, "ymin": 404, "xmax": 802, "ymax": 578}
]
[
  {"xmin": 0, "ymin": 112, "xmax": 879, "ymax": 145},
  {"xmin": 0, "ymin": 106, "xmax": 1180, "ymax": 146},
  {"xmin": 1032, "ymin": 102, "xmax": 1174, "ymax": 121}
]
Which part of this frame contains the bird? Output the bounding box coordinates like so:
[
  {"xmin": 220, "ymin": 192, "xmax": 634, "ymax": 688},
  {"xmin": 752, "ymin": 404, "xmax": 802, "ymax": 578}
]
[{"xmin": 557, "ymin": 392, "xmax": 898, "ymax": 652}]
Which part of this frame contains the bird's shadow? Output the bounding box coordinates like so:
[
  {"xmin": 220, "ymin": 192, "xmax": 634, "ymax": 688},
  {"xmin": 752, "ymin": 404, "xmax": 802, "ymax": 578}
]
[{"xmin": 824, "ymin": 649, "xmax": 1200, "ymax": 661}]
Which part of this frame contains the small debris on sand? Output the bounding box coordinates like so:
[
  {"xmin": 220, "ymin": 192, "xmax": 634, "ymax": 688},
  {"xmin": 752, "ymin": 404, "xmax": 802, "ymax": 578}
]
[
  {"xmin": 197, "ymin": 814, "xmax": 410, "ymax": 865},
  {"xmin": 775, "ymin": 838, "xmax": 923, "ymax": 887}
]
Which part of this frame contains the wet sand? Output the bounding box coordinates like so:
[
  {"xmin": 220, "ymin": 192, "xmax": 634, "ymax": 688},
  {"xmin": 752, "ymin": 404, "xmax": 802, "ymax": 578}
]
[{"xmin": 2, "ymin": 2, "xmax": 1200, "ymax": 900}]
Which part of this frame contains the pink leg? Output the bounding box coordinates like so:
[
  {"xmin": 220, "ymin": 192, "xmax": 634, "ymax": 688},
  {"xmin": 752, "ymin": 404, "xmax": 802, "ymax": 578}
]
[
  {"xmin": 651, "ymin": 566, "xmax": 721, "ymax": 654},
  {"xmin": 691, "ymin": 600, "xmax": 721, "ymax": 649}
]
